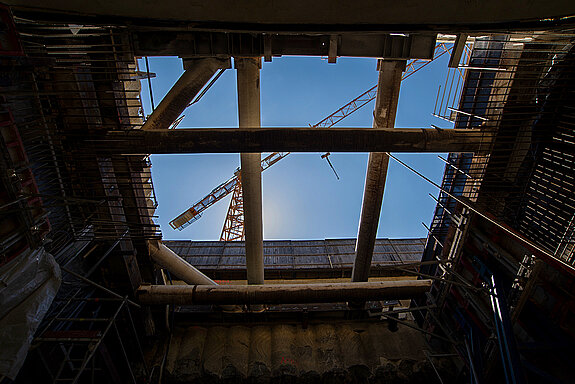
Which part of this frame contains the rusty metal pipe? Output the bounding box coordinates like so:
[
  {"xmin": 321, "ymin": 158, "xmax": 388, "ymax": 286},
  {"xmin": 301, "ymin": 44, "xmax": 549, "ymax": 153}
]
[{"xmin": 136, "ymin": 279, "xmax": 432, "ymax": 305}]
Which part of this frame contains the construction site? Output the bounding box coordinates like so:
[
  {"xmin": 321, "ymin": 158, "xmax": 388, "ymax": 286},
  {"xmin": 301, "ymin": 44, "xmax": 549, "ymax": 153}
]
[{"xmin": 1, "ymin": 1, "xmax": 575, "ymax": 383}]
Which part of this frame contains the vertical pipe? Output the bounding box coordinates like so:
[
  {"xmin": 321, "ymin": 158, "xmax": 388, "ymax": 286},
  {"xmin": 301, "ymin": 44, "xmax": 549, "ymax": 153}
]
[
  {"xmin": 490, "ymin": 274, "xmax": 526, "ymax": 384},
  {"xmin": 144, "ymin": 57, "xmax": 155, "ymax": 111},
  {"xmin": 352, "ymin": 60, "xmax": 405, "ymax": 284},
  {"xmin": 236, "ymin": 57, "xmax": 264, "ymax": 286}
]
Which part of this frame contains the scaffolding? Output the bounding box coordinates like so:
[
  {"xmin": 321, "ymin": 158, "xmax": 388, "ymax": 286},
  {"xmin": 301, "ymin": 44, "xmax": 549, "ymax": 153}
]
[{"xmin": 29, "ymin": 294, "xmax": 147, "ymax": 384}]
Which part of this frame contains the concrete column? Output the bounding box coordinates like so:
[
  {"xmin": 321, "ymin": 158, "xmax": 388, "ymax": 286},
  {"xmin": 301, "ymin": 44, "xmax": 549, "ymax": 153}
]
[
  {"xmin": 352, "ymin": 60, "xmax": 405, "ymax": 283},
  {"xmin": 141, "ymin": 58, "xmax": 227, "ymax": 131},
  {"xmin": 236, "ymin": 57, "xmax": 264, "ymax": 286}
]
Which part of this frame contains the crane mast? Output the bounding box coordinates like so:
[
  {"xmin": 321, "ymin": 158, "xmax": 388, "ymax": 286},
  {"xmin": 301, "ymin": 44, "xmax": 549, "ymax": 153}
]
[
  {"xmin": 220, "ymin": 175, "xmax": 245, "ymax": 241},
  {"xmin": 169, "ymin": 43, "xmax": 452, "ymax": 236}
]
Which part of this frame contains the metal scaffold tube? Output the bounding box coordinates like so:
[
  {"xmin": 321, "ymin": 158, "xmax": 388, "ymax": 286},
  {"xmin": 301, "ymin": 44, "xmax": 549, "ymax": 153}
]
[{"xmin": 137, "ymin": 279, "xmax": 433, "ymax": 305}]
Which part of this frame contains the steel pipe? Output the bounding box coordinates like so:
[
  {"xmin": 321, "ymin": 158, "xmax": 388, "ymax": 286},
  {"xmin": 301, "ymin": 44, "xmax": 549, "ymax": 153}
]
[
  {"xmin": 84, "ymin": 127, "xmax": 492, "ymax": 154},
  {"xmin": 136, "ymin": 279, "xmax": 432, "ymax": 305},
  {"xmin": 148, "ymin": 242, "xmax": 216, "ymax": 285},
  {"xmin": 148, "ymin": 242, "xmax": 239, "ymax": 311}
]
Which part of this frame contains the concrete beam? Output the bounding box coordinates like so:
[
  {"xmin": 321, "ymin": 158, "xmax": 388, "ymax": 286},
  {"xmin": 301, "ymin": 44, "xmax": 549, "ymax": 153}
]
[
  {"xmin": 8, "ymin": 1, "xmax": 575, "ymax": 32},
  {"xmin": 134, "ymin": 32, "xmax": 436, "ymax": 60},
  {"xmin": 352, "ymin": 61, "xmax": 404, "ymax": 284},
  {"xmin": 136, "ymin": 279, "xmax": 433, "ymax": 305},
  {"xmin": 84, "ymin": 127, "xmax": 492, "ymax": 154},
  {"xmin": 236, "ymin": 57, "xmax": 264, "ymax": 287},
  {"xmin": 141, "ymin": 58, "xmax": 227, "ymax": 131}
]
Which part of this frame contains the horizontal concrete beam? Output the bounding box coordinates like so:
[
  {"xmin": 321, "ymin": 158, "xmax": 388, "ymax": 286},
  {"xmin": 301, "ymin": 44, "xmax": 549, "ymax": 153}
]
[
  {"xmin": 134, "ymin": 32, "xmax": 436, "ymax": 59},
  {"xmin": 8, "ymin": 1, "xmax": 575, "ymax": 32},
  {"xmin": 84, "ymin": 128, "xmax": 492, "ymax": 154},
  {"xmin": 137, "ymin": 279, "xmax": 432, "ymax": 305}
]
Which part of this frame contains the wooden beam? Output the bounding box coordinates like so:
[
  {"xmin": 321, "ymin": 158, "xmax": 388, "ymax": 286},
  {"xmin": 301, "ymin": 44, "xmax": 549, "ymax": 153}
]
[
  {"xmin": 137, "ymin": 279, "xmax": 432, "ymax": 305},
  {"xmin": 84, "ymin": 128, "xmax": 492, "ymax": 154}
]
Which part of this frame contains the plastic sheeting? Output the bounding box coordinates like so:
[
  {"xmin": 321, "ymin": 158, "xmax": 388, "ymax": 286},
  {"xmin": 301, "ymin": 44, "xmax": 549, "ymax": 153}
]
[{"xmin": 0, "ymin": 247, "xmax": 61, "ymax": 380}]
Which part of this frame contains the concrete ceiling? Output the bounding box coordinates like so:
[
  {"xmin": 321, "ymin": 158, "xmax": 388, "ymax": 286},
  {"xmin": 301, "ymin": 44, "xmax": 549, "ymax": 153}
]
[{"xmin": 7, "ymin": 0, "xmax": 575, "ymax": 32}]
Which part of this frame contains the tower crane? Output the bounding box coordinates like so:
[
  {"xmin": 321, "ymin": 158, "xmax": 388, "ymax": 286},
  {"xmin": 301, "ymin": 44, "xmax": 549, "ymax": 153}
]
[{"xmin": 169, "ymin": 42, "xmax": 453, "ymax": 239}]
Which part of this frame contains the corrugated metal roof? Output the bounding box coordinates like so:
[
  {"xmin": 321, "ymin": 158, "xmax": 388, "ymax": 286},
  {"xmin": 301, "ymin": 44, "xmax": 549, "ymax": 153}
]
[{"xmin": 164, "ymin": 238, "xmax": 425, "ymax": 272}]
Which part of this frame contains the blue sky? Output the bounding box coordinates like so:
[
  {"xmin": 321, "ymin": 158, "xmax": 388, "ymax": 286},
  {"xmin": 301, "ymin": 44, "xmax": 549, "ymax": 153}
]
[{"xmin": 138, "ymin": 54, "xmax": 454, "ymax": 241}]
